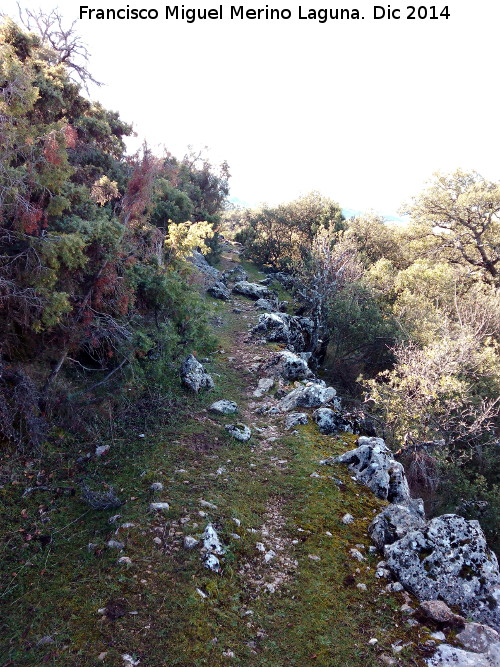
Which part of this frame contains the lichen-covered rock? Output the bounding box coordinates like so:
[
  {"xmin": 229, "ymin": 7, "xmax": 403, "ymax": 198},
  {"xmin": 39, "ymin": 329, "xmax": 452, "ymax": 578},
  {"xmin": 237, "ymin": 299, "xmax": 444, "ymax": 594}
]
[
  {"xmin": 225, "ymin": 423, "xmax": 251, "ymax": 441},
  {"xmin": 189, "ymin": 249, "xmax": 221, "ymax": 281},
  {"xmin": 255, "ymin": 298, "xmax": 276, "ymax": 311},
  {"xmin": 207, "ymin": 281, "xmax": 231, "ymax": 300},
  {"xmin": 326, "ymin": 436, "xmax": 411, "ymax": 503},
  {"xmin": 251, "ymin": 312, "xmax": 315, "ymax": 352},
  {"xmin": 426, "ymin": 644, "xmax": 496, "ymax": 666},
  {"xmin": 232, "ymin": 281, "xmax": 272, "ymax": 300},
  {"xmin": 180, "ymin": 355, "xmax": 214, "ymax": 393},
  {"xmin": 221, "ymin": 265, "xmax": 247, "ymax": 283},
  {"xmin": 313, "ymin": 407, "xmax": 351, "ymax": 435},
  {"xmin": 202, "ymin": 523, "xmax": 225, "ymax": 572},
  {"xmin": 385, "ymin": 514, "xmax": 500, "ymax": 631},
  {"xmin": 284, "ymin": 412, "xmax": 309, "ymax": 430},
  {"xmin": 210, "ymin": 399, "xmax": 238, "ymax": 415},
  {"xmin": 265, "ymin": 350, "xmax": 313, "ymax": 381},
  {"xmin": 278, "ymin": 383, "xmax": 337, "ymax": 412},
  {"xmin": 457, "ymin": 623, "xmax": 500, "ymax": 653},
  {"xmin": 369, "ymin": 501, "xmax": 426, "ymax": 550}
]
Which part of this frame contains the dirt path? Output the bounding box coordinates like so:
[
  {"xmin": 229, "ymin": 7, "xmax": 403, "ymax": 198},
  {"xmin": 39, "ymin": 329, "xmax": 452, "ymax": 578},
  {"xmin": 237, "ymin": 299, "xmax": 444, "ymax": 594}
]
[{"xmin": 1, "ymin": 248, "xmax": 431, "ymax": 666}]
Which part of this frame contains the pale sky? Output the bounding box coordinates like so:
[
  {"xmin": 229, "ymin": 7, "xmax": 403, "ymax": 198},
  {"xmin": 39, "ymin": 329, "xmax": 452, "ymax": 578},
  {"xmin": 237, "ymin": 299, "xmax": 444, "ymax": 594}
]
[{"xmin": 3, "ymin": 1, "xmax": 500, "ymax": 216}]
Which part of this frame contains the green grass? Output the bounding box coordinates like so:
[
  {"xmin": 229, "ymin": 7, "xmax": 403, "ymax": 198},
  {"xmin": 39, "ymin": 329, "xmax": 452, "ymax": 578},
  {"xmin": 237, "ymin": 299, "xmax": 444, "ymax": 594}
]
[{"xmin": 0, "ymin": 257, "xmax": 429, "ymax": 666}]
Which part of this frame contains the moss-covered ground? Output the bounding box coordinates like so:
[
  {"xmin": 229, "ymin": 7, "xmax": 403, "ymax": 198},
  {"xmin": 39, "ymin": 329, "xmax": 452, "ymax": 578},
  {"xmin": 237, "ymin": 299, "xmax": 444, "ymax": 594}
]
[{"xmin": 0, "ymin": 250, "xmax": 431, "ymax": 666}]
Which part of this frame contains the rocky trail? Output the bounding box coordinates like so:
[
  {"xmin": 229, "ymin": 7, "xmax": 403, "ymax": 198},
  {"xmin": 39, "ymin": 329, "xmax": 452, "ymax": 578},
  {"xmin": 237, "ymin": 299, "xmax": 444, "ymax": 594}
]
[{"xmin": 2, "ymin": 244, "xmax": 500, "ymax": 667}]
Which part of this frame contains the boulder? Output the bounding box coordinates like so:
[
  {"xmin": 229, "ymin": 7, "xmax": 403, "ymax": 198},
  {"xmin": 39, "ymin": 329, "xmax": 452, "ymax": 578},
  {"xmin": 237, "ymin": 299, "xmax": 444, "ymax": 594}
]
[
  {"xmin": 210, "ymin": 399, "xmax": 238, "ymax": 415},
  {"xmin": 384, "ymin": 514, "xmax": 500, "ymax": 631},
  {"xmin": 232, "ymin": 281, "xmax": 272, "ymax": 300},
  {"xmin": 278, "ymin": 383, "xmax": 337, "ymax": 412},
  {"xmin": 221, "ymin": 266, "xmax": 247, "ymax": 283},
  {"xmin": 313, "ymin": 407, "xmax": 351, "ymax": 435},
  {"xmin": 264, "ymin": 350, "xmax": 313, "ymax": 381},
  {"xmin": 284, "ymin": 412, "xmax": 309, "ymax": 430},
  {"xmin": 180, "ymin": 355, "xmax": 214, "ymax": 393},
  {"xmin": 369, "ymin": 501, "xmax": 426, "ymax": 550},
  {"xmin": 225, "ymin": 424, "xmax": 251, "ymax": 441},
  {"xmin": 207, "ymin": 281, "xmax": 231, "ymax": 300},
  {"xmin": 251, "ymin": 312, "xmax": 315, "ymax": 352},
  {"xmin": 326, "ymin": 436, "xmax": 411, "ymax": 503}
]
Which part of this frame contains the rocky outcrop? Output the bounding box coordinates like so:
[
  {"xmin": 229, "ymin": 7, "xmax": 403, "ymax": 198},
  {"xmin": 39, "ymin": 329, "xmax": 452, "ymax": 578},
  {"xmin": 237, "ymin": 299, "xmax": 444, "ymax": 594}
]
[
  {"xmin": 232, "ymin": 281, "xmax": 272, "ymax": 300},
  {"xmin": 384, "ymin": 514, "xmax": 500, "ymax": 631},
  {"xmin": 368, "ymin": 501, "xmax": 426, "ymax": 550},
  {"xmin": 457, "ymin": 622, "xmax": 500, "ymax": 653},
  {"xmin": 278, "ymin": 383, "xmax": 337, "ymax": 412},
  {"xmin": 210, "ymin": 399, "xmax": 238, "ymax": 415},
  {"xmin": 207, "ymin": 281, "xmax": 231, "ymax": 300},
  {"xmin": 324, "ymin": 436, "xmax": 411, "ymax": 503},
  {"xmin": 189, "ymin": 249, "xmax": 220, "ymax": 281},
  {"xmin": 264, "ymin": 350, "xmax": 313, "ymax": 381},
  {"xmin": 251, "ymin": 313, "xmax": 315, "ymax": 352},
  {"xmin": 180, "ymin": 355, "xmax": 214, "ymax": 393}
]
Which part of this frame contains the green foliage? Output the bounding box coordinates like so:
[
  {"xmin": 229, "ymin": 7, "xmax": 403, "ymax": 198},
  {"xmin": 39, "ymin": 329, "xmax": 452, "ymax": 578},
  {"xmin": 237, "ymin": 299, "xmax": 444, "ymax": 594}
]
[
  {"xmin": 0, "ymin": 18, "xmax": 229, "ymax": 450},
  {"xmin": 236, "ymin": 192, "xmax": 345, "ymax": 270}
]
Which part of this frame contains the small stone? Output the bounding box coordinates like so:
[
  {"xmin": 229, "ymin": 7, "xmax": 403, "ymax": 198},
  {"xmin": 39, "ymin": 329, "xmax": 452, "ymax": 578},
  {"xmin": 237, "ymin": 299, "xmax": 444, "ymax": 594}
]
[
  {"xmin": 184, "ymin": 536, "xmax": 199, "ymax": 550},
  {"xmin": 256, "ymin": 542, "xmax": 266, "ymax": 552},
  {"xmin": 357, "ymin": 583, "xmax": 367, "ymax": 591},
  {"xmin": 430, "ymin": 631, "xmax": 446, "ymax": 641},
  {"xmin": 342, "ymin": 513, "xmax": 355, "ymax": 525},
  {"xmin": 308, "ymin": 554, "xmax": 321, "ymax": 561},
  {"xmin": 108, "ymin": 514, "xmax": 121, "ymax": 523},
  {"xmin": 233, "ymin": 518, "xmax": 241, "ymax": 527},
  {"xmin": 196, "ymin": 588, "xmax": 207, "ymax": 598},
  {"xmin": 153, "ymin": 537, "xmax": 162, "ymax": 545},
  {"xmin": 36, "ymin": 636, "xmax": 55, "ymax": 646},
  {"xmin": 349, "ymin": 548, "xmax": 365, "ymax": 562},
  {"xmin": 264, "ymin": 550, "xmax": 276, "ymax": 563},
  {"xmin": 107, "ymin": 539, "xmax": 125, "ymax": 550},
  {"xmin": 118, "ymin": 556, "xmax": 133, "ymax": 565},
  {"xmin": 199, "ymin": 499, "xmax": 218, "ymax": 510},
  {"xmin": 95, "ymin": 445, "xmax": 110, "ymax": 457},
  {"xmin": 149, "ymin": 502, "xmax": 170, "ymax": 512},
  {"xmin": 122, "ymin": 655, "xmax": 141, "ymax": 667},
  {"xmin": 230, "ymin": 533, "xmax": 241, "ymax": 540},
  {"xmin": 418, "ymin": 600, "xmax": 466, "ymax": 628},
  {"xmin": 225, "ymin": 424, "xmax": 251, "ymax": 442},
  {"xmin": 400, "ymin": 604, "xmax": 414, "ymax": 615},
  {"xmin": 210, "ymin": 400, "xmax": 238, "ymax": 415},
  {"xmin": 368, "ymin": 638, "xmax": 378, "ymax": 645},
  {"xmin": 150, "ymin": 482, "xmax": 163, "ymax": 492}
]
